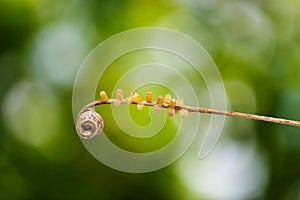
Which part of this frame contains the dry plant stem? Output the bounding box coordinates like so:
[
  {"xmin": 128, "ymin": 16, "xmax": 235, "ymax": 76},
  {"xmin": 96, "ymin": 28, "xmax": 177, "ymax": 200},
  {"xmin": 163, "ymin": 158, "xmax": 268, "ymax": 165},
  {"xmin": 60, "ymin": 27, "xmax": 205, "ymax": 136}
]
[
  {"xmin": 180, "ymin": 106, "xmax": 300, "ymax": 127},
  {"xmin": 80, "ymin": 99, "xmax": 300, "ymax": 127}
]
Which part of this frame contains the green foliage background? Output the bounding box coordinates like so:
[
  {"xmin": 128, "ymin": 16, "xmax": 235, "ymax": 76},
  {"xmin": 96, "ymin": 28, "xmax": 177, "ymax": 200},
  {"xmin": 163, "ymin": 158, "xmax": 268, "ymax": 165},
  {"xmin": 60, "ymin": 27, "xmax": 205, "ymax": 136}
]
[{"xmin": 1, "ymin": 0, "xmax": 300, "ymax": 199}]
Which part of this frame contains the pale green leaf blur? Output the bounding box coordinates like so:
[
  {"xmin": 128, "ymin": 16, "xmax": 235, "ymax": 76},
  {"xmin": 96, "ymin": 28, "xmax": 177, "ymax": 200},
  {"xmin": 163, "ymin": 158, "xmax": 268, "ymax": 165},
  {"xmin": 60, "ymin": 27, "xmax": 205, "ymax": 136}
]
[{"xmin": 1, "ymin": 0, "xmax": 300, "ymax": 199}]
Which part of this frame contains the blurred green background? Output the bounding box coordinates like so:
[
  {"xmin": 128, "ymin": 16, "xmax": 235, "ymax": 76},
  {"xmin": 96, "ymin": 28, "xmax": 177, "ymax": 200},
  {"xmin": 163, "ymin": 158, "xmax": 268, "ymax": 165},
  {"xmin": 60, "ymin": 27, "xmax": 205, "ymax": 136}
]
[{"xmin": 1, "ymin": 0, "xmax": 300, "ymax": 199}]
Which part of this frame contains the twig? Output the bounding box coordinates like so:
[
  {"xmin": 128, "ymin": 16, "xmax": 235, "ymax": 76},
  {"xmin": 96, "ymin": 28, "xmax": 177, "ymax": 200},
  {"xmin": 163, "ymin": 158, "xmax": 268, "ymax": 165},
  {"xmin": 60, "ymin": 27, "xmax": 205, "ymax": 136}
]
[{"xmin": 81, "ymin": 99, "xmax": 300, "ymax": 127}]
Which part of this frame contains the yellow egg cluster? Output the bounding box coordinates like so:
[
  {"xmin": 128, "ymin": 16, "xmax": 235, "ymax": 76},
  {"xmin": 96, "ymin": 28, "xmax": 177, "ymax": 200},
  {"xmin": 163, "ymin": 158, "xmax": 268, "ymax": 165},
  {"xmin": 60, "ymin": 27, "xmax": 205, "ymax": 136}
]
[{"xmin": 98, "ymin": 89, "xmax": 189, "ymax": 118}]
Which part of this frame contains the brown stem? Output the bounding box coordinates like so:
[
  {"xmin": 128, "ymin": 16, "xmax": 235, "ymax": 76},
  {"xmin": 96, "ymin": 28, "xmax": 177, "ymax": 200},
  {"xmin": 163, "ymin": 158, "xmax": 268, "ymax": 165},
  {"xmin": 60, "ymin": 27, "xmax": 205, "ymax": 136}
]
[{"xmin": 80, "ymin": 99, "xmax": 300, "ymax": 127}]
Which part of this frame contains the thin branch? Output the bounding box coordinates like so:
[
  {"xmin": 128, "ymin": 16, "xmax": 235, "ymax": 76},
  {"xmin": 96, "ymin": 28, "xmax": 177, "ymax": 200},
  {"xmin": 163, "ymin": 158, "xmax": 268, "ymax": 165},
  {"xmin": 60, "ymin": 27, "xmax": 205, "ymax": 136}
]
[{"xmin": 81, "ymin": 99, "xmax": 300, "ymax": 127}]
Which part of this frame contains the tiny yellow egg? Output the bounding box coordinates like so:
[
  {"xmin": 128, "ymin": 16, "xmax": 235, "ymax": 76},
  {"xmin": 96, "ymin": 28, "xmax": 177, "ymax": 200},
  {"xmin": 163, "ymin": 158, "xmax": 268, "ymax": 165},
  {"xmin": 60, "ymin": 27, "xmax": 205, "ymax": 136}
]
[
  {"xmin": 145, "ymin": 91, "xmax": 153, "ymax": 103},
  {"xmin": 176, "ymin": 96, "xmax": 183, "ymax": 106},
  {"xmin": 128, "ymin": 92, "xmax": 142, "ymax": 104},
  {"xmin": 169, "ymin": 99, "xmax": 176, "ymax": 108},
  {"xmin": 156, "ymin": 95, "xmax": 164, "ymax": 106},
  {"xmin": 133, "ymin": 93, "xmax": 142, "ymax": 104},
  {"xmin": 154, "ymin": 104, "xmax": 161, "ymax": 113},
  {"xmin": 113, "ymin": 99, "xmax": 121, "ymax": 106},
  {"xmin": 100, "ymin": 91, "xmax": 108, "ymax": 102},
  {"xmin": 168, "ymin": 107, "xmax": 175, "ymax": 117},
  {"xmin": 181, "ymin": 109, "xmax": 189, "ymax": 119},
  {"xmin": 164, "ymin": 94, "xmax": 171, "ymax": 104},
  {"xmin": 137, "ymin": 102, "xmax": 144, "ymax": 110},
  {"xmin": 116, "ymin": 89, "xmax": 123, "ymax": 100}
]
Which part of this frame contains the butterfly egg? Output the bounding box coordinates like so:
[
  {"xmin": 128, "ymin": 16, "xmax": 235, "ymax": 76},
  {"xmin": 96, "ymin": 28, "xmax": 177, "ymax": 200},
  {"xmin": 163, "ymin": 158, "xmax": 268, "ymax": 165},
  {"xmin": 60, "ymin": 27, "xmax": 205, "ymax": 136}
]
[
  {"xmin": 76, "ymin": 108, "xmax": 104, "ymax": 139},
  {"xmin": 116, "ymin": 89, "xmax": 123, "ymax": 100},
  {"xmin": 127, "ymin": 92, "xmax": 134, "ymax": 104},
  {"xmin": 137, "ymin": 102, "xmax": 144, "ymax": 110},
  {"xmin": 154, "ymin": 104, "xmax": 161, "ymax": 113},
  {"xmin": 133, "ymin": 92, "xmax": 142, "ymax": 104},
  {"xmin": 169, "ymin": 99, "xmax": 176, "ymax": 108},
  {"xmin": 113, "ymin": 99, "xmax": 121, "ymax": 106},
  {"xmin": 176, "ymin": 96, "xmax": 183, "ymax": 106},
  {"xmin": 128, "ymin": 92, "xmax": 142, "ymax": 104},
  {"xmin": 145, "ymin": 91, "xmax": 152, "ymax": 103},
  {"xmin": 181, "ymin": 109, "xmax": 189, "ymax": 119},
  {"xmin": 100, "ymin": 91, "xmax": 108, "ymax": 102},
  {"xmin": 175, "ymin": 96, "xmax": 183, "ymax": 114},
  {"xmin": 168, "ymin": 107, "xmax": 175, "ymax": 117},
  {"xmin": 164, "ymin": 94, "xmax": 171, "ymax": 104},
  {"xmin": 156, "ymin": 95, "xmax": 164, "ymax": 106}
]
